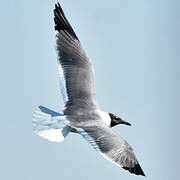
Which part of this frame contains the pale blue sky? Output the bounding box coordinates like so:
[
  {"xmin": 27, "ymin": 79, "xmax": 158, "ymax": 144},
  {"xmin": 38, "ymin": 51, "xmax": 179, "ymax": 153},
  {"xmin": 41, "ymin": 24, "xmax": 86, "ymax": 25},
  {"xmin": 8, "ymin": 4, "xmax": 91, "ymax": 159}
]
[{"xmin": 0, "ymin": 0, "xmax": 180, "ymax": 180}]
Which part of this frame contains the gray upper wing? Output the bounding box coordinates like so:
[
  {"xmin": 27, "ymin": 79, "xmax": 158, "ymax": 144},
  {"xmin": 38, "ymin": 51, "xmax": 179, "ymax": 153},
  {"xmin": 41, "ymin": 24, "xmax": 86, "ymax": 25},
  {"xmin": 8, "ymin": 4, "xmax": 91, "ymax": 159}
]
[
  {"xmin": 78, "ymin": 124, "xmax": 145, "ymax": 176},
  {"xmin": 54, "ymin": 3, "xmax": 97, "ymax": 112}
]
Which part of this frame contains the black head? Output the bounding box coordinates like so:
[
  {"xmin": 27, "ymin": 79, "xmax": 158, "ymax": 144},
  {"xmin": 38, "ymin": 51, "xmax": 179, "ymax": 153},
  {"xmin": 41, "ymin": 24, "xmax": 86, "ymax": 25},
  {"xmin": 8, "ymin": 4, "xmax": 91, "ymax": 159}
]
[{"xmin": 109, "ymin": 113, "xmax": 131, "ymax": 127}]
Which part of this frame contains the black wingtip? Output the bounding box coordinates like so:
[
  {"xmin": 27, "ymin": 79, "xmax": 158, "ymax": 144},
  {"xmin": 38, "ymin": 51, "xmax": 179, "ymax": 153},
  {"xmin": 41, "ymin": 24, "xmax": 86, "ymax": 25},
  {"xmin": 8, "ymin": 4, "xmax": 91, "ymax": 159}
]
[
  {"xmin": 123, "ymin": 163, "xmax": 146, "ymax": 176},
  {"xmin": 54, "ymin": 2, "xmax": 79, "ymax": 41}
]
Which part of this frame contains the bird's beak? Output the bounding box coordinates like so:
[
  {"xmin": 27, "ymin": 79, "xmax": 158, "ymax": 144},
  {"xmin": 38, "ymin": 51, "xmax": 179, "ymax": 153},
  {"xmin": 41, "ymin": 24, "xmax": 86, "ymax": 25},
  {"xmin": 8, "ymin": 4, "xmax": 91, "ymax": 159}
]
[{"xmin": 120, "ymin": 119, "xmax": 131, "ymax": 126}]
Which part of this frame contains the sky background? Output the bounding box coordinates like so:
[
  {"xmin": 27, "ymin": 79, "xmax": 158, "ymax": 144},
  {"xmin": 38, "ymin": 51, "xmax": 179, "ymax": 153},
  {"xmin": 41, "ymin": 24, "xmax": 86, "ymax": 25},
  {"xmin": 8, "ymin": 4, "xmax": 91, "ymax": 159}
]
[{"xmin": 0, "ymin": 0, "xmax": 180, "ymax": 180}]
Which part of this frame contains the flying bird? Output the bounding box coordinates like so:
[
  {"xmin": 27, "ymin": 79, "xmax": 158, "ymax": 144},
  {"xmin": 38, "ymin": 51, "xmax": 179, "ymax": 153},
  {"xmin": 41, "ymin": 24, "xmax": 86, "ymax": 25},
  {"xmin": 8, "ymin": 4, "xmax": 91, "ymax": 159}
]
[{"xmin": 33, "ymin": 2, "xmax": 145, "ymax": 176}]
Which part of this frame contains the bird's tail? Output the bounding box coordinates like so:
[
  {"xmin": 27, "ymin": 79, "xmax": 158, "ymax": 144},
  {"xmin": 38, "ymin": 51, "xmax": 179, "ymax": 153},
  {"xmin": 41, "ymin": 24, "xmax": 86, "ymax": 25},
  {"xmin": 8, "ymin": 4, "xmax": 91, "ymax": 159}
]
[{"xmin": 32, "ymin": 106, "xmax": 69, "ymax": 143}]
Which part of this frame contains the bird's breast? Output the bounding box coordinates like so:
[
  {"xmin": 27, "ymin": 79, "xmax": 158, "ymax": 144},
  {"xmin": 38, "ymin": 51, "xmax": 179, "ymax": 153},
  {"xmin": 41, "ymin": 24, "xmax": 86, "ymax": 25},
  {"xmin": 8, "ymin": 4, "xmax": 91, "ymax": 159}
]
[
  {"xmin": 65, "ymin": 109, "xmax": 111, "ymax": 128},
  {"xmin": 96, "ymin": 110, "xmax": 111, "ymax": 127}
]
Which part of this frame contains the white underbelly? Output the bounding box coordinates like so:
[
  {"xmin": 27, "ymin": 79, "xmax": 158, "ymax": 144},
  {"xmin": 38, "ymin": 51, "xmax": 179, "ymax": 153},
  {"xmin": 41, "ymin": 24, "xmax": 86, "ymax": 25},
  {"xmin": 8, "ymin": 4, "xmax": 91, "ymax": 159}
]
[{"xmin": 97, "ymin": 110, "xmax": 111, "ymax": 127}]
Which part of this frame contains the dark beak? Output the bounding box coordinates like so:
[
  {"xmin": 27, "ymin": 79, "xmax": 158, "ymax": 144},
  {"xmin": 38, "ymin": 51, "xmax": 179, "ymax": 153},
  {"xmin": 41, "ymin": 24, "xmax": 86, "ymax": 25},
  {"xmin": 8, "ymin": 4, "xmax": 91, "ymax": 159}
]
[{"xmin": 120, "ymin": 119, "xmax": 131, "ymax": 126}]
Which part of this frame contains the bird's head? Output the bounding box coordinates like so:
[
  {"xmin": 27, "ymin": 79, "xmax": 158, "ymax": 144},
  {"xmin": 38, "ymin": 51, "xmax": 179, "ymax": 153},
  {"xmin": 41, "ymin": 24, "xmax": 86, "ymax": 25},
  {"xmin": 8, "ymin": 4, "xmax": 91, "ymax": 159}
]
[{"xmin": 109, "ymin": 113, "xmax": 131, "ymax": 127}]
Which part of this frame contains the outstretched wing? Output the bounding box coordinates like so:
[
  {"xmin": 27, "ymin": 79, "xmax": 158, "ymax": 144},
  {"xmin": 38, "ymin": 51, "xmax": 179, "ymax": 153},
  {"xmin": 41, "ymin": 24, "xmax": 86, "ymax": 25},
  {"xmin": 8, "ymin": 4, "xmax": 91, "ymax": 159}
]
[
  {"xmin": 78, "ymin": 124, "xmax": 145, "ymax": 176},
  {"xmin": 54, "ymin": 3, "xmax": 97, "ymax": 112}
]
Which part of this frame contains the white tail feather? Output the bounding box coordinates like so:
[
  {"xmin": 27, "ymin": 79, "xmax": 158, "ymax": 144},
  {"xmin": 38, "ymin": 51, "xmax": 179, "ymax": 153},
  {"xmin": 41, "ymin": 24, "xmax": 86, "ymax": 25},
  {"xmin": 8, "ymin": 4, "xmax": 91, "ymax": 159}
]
[{"xmin": 32, "ymin": 106, "xmax": 69, "ymax": 143}]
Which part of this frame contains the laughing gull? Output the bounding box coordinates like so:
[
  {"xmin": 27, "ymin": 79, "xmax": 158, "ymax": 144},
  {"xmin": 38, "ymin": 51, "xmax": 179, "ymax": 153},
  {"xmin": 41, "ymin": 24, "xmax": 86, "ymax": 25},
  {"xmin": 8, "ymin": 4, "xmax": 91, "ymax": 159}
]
[{"xmin": 33, "ymin": 2, "xmax": 145, "ymax": 176}]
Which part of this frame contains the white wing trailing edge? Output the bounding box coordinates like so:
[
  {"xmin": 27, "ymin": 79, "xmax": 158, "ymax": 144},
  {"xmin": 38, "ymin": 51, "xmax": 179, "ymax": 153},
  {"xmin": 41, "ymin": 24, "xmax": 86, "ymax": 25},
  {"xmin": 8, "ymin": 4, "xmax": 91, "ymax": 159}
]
[
  {"xmin": 54, "ymin": 3, "xmax": 97, "ymax": 112},
  {"xmin": 77, "ymin": 124, "xmax": 145, "ymax": 176}
]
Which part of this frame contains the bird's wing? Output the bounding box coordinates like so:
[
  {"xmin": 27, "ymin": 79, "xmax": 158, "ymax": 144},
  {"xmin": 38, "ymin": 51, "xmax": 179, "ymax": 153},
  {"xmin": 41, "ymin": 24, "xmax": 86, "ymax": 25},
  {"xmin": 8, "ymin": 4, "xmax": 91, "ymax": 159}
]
[
  {"xmin": 54, "ymin": 3, "xmax": 97, "ymax": 112},
  {"xmin": 77, "ymin": 124, "xmax": 145, "ymax": 176}
]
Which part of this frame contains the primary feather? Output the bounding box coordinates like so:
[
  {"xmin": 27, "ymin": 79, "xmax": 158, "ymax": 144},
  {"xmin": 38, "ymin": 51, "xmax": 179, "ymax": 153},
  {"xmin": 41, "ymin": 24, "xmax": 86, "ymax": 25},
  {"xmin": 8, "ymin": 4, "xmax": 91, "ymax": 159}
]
[{"xmin": 33, "ymin": 3, "xmax": 146, "ymax": 177}]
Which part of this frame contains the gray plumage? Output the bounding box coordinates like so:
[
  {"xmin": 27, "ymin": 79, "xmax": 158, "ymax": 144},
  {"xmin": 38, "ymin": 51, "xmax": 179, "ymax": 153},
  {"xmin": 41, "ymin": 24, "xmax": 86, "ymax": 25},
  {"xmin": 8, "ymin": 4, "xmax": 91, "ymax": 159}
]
[
  {"xmin": 33, "ymin": 2, "xmax": 145, "ymax": 177},
  {"xmin": 56, "ymin": 31, "xmax": 97, "ymax": 113},
  {"xmin": 54, "ymin": 3, "xmax": 145, "ymax": 176}
]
